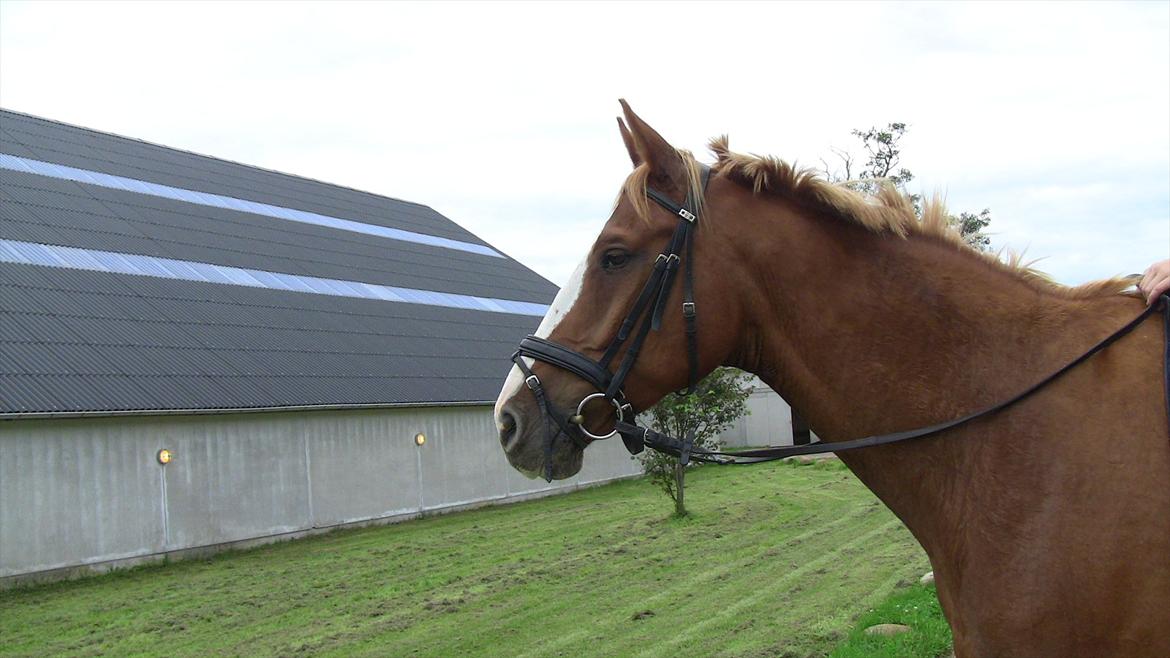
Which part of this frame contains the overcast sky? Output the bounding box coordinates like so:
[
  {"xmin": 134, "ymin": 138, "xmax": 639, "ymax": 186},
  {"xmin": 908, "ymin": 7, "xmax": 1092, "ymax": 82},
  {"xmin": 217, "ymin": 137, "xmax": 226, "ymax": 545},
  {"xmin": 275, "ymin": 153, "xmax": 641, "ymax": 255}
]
[{"xmin": 2, "ymin": 0, "xmax": 1167, "ymax": 288}]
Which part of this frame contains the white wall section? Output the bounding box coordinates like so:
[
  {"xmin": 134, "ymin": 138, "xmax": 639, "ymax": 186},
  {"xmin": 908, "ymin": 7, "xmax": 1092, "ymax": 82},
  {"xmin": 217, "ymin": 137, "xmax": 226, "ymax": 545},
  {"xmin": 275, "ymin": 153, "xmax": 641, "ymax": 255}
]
[{"xmin": 0, "ymin": 406, "xmax": 640, "ymax": 585}]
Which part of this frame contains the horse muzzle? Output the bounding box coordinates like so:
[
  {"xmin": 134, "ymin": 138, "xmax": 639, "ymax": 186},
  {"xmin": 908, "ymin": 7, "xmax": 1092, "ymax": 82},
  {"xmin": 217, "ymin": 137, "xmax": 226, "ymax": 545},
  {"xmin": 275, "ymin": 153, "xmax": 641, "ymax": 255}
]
[{"xmin": 496, "ymin": 396, "xmax": 585, "ymax": 481}]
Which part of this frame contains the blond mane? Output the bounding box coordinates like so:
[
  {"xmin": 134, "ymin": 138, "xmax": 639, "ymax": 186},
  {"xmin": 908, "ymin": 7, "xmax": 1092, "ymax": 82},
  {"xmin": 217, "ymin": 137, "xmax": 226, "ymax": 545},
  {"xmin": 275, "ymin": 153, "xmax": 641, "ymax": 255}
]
[{"xmin": 623, "ymin": 136, "xmax": 1135, "ymax": 300}]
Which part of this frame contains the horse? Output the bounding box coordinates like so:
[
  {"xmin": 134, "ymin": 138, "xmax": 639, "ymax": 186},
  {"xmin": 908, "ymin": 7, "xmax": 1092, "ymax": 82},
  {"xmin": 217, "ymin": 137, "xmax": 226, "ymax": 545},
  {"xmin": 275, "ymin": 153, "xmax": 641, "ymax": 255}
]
[{"xmin": 493, "ymin": 101, "xmax": 1169, "ymax": 657}]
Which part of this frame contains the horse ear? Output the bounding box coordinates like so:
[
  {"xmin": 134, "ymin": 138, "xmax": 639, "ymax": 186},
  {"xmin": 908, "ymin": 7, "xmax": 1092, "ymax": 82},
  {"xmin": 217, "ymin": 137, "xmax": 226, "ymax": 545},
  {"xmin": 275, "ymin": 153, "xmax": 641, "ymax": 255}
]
[
  {"xmin": 618, "ymin": 99, "xmax": 685, "ymax": 183},
  {"xmin": 617, "ymin": 118, "xmax": 642, "ymax": 168}
]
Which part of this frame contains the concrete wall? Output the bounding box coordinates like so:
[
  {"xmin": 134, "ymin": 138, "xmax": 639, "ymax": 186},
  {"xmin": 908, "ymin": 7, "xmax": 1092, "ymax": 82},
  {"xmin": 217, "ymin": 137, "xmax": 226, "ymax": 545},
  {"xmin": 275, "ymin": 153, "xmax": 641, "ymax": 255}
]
[
  {"xmin": 0, "ymin": 405, "xmax": 641, "ymax": 585},
  {"xmin": 718, "ymin": 378, "xmax": 819, "ymax": 448}
]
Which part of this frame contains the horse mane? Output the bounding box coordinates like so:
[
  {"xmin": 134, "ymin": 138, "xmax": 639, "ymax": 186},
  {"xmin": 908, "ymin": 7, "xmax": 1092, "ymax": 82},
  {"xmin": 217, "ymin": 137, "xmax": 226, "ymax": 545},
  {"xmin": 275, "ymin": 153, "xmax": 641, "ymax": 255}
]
[{"xmin": 700, "ymin": 135, "xmax": 1137, "ymax": 301}]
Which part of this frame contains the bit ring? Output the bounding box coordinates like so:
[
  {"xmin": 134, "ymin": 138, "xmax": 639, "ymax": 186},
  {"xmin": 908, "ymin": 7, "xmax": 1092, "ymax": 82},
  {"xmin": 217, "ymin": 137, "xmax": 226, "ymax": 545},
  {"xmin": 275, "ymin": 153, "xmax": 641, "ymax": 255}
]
[{"xmin": 572, "ymin": 392, "xmax": 625, "ymax": 441}]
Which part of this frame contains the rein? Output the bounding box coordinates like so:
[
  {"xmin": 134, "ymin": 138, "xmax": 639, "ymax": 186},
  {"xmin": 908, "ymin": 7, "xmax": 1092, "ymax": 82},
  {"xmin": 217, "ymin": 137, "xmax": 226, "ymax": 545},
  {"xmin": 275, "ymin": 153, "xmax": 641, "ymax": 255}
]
[
  {"xmin": 511, "ymin": 164, "xmax": 1170, "ymax": 479},
  {"xmin": 620, "ymin": 293, "xmax": 1170, "ymax": 465}
]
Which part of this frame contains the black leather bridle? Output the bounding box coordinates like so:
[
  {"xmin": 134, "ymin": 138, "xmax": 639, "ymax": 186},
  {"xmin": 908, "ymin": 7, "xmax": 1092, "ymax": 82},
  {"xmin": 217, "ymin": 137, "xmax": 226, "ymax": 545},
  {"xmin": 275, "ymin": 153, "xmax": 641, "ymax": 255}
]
[
  {"xmin": 511, "ymin": 165, "xmax": 710, "ymax": 480},
  {"xmin": 511, "ymin": 163, "xmax": 1170, "ymax": 481}
]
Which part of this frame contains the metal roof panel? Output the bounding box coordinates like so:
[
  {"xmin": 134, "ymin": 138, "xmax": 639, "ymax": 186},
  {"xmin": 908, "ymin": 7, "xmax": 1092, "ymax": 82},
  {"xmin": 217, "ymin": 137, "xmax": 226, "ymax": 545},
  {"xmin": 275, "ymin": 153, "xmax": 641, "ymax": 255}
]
[{"xmin": 0, "ymin": 109, "xmax": 549, "ymax": 415}]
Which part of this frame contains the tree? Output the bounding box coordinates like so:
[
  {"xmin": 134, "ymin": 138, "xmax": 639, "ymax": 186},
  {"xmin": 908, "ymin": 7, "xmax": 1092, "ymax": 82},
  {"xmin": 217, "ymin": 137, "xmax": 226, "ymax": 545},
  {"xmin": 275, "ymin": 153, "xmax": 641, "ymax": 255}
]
[
  {"xmin": 952, "ymin": 208, "xmax": 992, "ymax": 251},
  {"xmin": 851, "ymin": 122, "xmax": 915, "ymax": 188},
  {"xmin": 638, "ymin": 367, "xmax": 754, "ymax": 517},
  {"xmin": 822, "ymin": 122, "xmax": 993, "ymax": 251}
]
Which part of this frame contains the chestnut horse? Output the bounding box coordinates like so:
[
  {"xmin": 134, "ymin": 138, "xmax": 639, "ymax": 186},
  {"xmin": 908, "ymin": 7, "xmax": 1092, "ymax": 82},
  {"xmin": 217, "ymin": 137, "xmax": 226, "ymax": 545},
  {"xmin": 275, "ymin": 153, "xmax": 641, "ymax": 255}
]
[{"xmin": 494, "ymin": 102, "xmax": 1169, "ymax": 657}]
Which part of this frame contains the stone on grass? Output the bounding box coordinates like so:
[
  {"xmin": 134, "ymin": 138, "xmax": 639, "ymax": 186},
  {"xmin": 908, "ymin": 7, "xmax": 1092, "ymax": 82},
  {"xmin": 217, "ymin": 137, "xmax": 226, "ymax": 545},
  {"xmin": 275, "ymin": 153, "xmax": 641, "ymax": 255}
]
[
  {"xmin": 920, "ymin": 571, "xmax": 935, "ymax": 586},
  {"xmin": 864, "ymin": 623, "xmax": 911, "ymax": 636}
]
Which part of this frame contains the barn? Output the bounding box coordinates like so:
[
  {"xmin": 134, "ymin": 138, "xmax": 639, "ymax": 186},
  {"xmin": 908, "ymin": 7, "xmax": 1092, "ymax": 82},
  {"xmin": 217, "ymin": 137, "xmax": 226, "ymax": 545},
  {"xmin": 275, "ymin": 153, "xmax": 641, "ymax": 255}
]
[{"xmin": 0, "ymin": 109, "xmax": 640, "ymax": 586}]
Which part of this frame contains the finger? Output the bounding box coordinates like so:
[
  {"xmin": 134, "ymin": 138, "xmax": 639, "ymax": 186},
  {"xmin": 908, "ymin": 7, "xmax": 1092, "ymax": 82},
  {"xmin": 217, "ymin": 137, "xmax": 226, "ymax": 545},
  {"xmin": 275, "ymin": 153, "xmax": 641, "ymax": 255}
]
[
  {"xmin": 1150, "ymin": 273, "xmax": 1170, "ymax": 292},
  {"xmin": 1139, "ymin": 267, "xmax": 1159, "ymax": 293},
  {"xmin": 1144, "ymin": 274, "xmax": 1170, "ymax": 304}
]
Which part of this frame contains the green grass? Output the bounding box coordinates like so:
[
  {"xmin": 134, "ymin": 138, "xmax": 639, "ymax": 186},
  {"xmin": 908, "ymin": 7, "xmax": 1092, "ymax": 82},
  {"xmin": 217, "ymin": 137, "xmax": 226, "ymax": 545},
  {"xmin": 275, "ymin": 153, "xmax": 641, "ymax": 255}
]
[
  {"xmin": 830, "ymin": 584, "xmax": 951, "ymax": 658},
  {"xmin": 1, "ymin": 459, "xmax": 945, "ymax": 658}
]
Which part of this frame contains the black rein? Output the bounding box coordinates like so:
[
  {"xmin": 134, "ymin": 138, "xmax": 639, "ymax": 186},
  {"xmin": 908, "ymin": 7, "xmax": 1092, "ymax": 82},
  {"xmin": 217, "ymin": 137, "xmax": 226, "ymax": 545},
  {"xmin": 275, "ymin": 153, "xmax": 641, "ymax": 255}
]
[{"xmin": 620, "ymin": 293, "xmax": 1170, "ymax": 466}]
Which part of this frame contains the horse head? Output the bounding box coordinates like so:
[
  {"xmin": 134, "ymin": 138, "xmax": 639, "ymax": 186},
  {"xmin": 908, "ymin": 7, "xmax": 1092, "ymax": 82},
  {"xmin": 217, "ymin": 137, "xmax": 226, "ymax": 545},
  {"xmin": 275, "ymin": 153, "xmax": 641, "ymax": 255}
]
[{"xmin": 493, "ymin": 101, "xmax": 744, "ymax": 480}]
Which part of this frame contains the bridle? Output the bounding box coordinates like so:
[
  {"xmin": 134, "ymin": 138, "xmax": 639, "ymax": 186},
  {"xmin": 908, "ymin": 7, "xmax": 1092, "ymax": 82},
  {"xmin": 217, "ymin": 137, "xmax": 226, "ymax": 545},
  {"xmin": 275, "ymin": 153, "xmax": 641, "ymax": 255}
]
[
  {"xmin": 511, "ymin": 163, "xmax": 1170, "ymax": 482},
  {"xmin": 511, "ymin": 164, "xmax": 710, "ymax": 480}
]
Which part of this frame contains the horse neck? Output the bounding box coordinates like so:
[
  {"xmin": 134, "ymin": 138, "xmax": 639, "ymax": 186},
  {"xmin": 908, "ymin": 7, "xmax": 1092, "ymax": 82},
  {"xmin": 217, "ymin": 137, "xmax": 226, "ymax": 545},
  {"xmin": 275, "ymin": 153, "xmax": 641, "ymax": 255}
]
[{"xmin": 725, "ymin": 197, "xmax": 1131, "ymax": 544}]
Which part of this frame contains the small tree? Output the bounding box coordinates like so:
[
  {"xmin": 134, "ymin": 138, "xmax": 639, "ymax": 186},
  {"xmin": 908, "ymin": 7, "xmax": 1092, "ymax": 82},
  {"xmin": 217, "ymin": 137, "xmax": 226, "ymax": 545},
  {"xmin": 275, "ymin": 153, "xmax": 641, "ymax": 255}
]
[
  {"xmin": 952, "ymin": 208, "xmax": 992, "ymax": 251},
  {"xmin": 638, "ymin": 367, "xmax": 753, "ymax": 517},
  {"xmin": 822, "ymin": 122, "xmax": 993, "ymax": 251},
  {"xmin": 851, "ymin": 122, "xmax": 916, "ymax": 189}
]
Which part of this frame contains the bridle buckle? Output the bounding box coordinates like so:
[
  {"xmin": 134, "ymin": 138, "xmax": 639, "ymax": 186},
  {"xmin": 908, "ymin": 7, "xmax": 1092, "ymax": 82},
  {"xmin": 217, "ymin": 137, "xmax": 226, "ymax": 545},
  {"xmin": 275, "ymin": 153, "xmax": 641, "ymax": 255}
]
[
  {"xmin": 525, "ymin": 374, "xmax": 541, "ymax": 390},
  {"xmin": 682, "ymin": 301, "xmax": 696, "ymax": 317}
]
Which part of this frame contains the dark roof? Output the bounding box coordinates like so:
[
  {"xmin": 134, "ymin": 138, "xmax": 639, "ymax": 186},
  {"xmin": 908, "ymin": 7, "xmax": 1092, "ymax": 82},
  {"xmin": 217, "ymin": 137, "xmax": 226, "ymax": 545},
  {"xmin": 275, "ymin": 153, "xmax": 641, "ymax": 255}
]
[{"xmin": 0, "ymin": 108, "xmax": 557, "ymax": 415}]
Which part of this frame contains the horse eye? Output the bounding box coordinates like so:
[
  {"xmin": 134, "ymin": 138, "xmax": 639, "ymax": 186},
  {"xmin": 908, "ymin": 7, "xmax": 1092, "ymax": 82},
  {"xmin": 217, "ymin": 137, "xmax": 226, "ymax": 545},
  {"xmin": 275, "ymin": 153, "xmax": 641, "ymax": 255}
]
[{"xmin": 601, "ymin": 250, "xmax": 630, "ymax": 271}]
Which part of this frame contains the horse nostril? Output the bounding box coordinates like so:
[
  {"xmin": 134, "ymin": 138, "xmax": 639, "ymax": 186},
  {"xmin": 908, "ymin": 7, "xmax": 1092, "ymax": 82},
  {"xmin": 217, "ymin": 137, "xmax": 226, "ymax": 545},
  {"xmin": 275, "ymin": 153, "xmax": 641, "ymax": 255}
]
[{"xmin": 499, "ymin": 411, "xmax": 518, "ymax": 449}]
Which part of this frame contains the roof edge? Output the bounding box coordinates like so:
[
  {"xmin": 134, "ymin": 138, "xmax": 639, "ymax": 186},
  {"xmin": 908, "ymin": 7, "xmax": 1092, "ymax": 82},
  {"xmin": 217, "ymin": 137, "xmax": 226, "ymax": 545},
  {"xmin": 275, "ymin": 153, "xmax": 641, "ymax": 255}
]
[
  {"xmin": 0, "ymin": 400, "xmax": 494, "ymax": 421},
  {"xmin": 0, "ymin": 106, "xmax": 445, "ymax": 215}
]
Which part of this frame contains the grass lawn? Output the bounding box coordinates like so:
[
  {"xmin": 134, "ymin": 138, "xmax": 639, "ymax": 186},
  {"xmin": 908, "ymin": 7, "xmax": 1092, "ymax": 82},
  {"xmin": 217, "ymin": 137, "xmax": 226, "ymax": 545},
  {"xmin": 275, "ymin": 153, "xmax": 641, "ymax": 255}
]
[
  {"xmin": 830, "ymin": 583, "xmax": 951, "ymax": 658},
  {"xmin": 1, "ymin": 459, "xmax": 942, "ymax": 658}
]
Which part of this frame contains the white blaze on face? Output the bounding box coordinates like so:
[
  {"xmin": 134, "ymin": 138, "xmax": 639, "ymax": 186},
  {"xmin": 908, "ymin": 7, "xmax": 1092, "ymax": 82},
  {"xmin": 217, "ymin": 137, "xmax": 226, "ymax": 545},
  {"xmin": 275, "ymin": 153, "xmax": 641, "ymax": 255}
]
[{"xmin": 494, "ymin": 257, "xmax": 588, "ymax": 425}]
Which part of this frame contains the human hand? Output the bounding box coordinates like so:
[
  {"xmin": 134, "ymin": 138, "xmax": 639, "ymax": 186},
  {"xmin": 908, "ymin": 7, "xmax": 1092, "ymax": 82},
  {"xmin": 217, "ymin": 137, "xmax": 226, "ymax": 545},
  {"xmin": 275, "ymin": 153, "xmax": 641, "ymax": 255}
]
[{"xmin": 1138, "ymin": 258, "xmax": 1170, "ymax": 305}]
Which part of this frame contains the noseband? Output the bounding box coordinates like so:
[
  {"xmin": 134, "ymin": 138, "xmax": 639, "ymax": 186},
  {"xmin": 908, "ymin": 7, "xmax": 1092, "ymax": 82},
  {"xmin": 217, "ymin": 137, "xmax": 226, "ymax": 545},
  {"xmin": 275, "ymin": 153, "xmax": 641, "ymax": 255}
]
[{"xmin": 511, "ymin": 165, "xmax": 711, "ymax": 480}]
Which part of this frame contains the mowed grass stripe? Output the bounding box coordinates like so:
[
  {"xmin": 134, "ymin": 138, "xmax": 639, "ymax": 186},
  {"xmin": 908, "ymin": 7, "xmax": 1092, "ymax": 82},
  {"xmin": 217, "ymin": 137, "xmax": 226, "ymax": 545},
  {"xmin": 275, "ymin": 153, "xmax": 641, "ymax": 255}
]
[
  {"xmin": 643, "ymin": 519, "xmax": 920, "ymax": 658},
  {"xmin": 443, "ymin": 469, "xmax": 887, "ymax": 656},
  {"xmin": 514, "ymin": 505, "xmax": 886, "ymax": 658},
  {"xmin": 639, "ymin": 516, "xmax": 905, "ymax": 646},
  {"xmin": 351, "ymin": 466, "xmax": 917, "ymax": 657},
  {"xmin": 0, "ymin": 460, "xmax": 929, "ymax": 658},
  {"xmin": 315, "ymin": 488, "xmax": 884, "ymax": 656}
]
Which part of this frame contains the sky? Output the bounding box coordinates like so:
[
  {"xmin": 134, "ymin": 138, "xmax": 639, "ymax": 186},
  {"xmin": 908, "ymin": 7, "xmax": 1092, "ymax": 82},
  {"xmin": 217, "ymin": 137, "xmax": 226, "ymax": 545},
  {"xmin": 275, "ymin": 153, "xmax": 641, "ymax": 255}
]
[{"xmin": 1, "ymin": 0, "xmax": 1167, "ymax": 289}]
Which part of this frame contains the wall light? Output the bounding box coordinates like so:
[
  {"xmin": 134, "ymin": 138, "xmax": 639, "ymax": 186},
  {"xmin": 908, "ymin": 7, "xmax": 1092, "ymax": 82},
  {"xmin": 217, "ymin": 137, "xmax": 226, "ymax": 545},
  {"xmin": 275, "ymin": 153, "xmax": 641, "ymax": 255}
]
[
  {"xmin": 414, "ymin": 432, "xmax": 426, "ymax": 447},
  {"xmin": 157, "ymin": 448, "xmax": 174, "ymax": 465}
]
